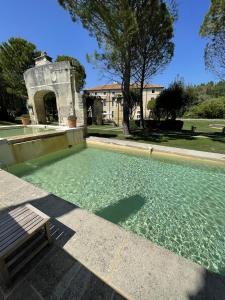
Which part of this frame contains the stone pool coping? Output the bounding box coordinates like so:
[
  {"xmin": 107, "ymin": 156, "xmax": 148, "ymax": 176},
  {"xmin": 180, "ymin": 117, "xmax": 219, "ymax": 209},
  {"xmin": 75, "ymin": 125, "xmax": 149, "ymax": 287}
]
[
  {"xmin": 87, "ymin": 136, "xmax": 225, "ymax": 163},
  {"xmin": 1, "ymin": 169, "xmax": 225, "ymax": 299},
  {"xmin": 0, "ymin": 124, "xmax": 65, "ymax": 130}
]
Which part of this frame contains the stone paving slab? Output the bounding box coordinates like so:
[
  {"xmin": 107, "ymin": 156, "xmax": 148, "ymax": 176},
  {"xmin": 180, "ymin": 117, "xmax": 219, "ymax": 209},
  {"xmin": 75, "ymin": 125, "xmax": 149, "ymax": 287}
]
[
  {"xmin": 87, "ymin": 136, "xmax": 225, "ymax": 162},
  {"xmin": 1, "ymin": 169, "xmax": 225, "ymax": 299}
]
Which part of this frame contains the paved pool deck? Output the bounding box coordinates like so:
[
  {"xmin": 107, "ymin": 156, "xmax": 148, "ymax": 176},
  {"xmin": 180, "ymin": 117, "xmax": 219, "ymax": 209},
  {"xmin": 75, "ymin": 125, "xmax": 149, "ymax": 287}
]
[
  {"xmin": 87, "ymin": 136, "xmax": 225, "ymax": 162},
  {"xmin": 1, "ymin": 169, "xmax": 225, "ymax": 299}
]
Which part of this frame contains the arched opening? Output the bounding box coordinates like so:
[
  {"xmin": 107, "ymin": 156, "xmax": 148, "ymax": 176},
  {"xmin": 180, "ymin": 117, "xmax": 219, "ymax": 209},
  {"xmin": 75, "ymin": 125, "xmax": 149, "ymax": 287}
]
[
  {"xmin": 33, "ymin": 90, "xmax": 58, "ymax": 124},
  {"xmin": 85, "ymin": 95, "xmax": 103, "ymax": 125},
  {"xmin": 43, "ymin": 92, "xmax": 58, "ymax": 124}
]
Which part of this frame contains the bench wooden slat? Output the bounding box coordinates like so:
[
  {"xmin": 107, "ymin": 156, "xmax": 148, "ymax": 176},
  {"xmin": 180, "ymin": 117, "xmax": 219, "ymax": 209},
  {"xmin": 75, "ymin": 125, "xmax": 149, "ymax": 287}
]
[
  {"xmin": 0, "ymin": 204, "xmax": 51, "ymax": 285},
  {"xmin": 0, "ymin": 215, "xmax": 42, "ymax": 251},
  {"xmin": 0, "ymin": 218, "xmax": 47, "ymax": 258},
  {"xmin": 10, "ymin": 240, "xmax": 49, "ymax": 278},
  {"xmin": 0, "ymin": 210, "xmax": 36, "ymax": 235},
  {"xmin": 0, "ymin": 206, "xmax": 27, "ymax": 223},
  {"xmin": 7, "ymin": 232, "xmax": 45, "ymax": 268},
  {"xmin": 0, "ymin": 207, "xmax": 29, "ymax": 227},
  {"xmin": 0, "ymin": 212, "xmax": 40, "ymax": 241}
]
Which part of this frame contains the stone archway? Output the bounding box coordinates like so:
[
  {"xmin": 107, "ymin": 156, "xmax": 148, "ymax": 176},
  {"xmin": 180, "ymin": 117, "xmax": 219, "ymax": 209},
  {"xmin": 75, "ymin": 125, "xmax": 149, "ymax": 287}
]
[
  {"xmin": 33, "ymin": 90, "xmax": 58, "ymax": 124},
  {"xmin": 24, "ymin": 52, "xmax": 85, "ymax": 127},
  {"xmin": 44, "ymin": 92, "xmax": 58, "ymax": 123}
]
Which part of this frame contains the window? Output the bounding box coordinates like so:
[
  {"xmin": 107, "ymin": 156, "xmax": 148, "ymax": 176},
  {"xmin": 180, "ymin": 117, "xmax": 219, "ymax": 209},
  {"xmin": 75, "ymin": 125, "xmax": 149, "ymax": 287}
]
[
  {"xmin": 112, "ymin": 91, "xmax": 115, "ymax": 95},
  {"xmin": 112, "ymin": 111, "xmax": 114, "ymax": 118},
  {"xmin": 152, "ymin": 89, "xmax": 155, "ymax": 93},
  {"xmin": 103, "ymin": 100, "xmax": 106, "ymax": 106},
  {"xmin": 95, "ymin": 92, "xmax": 98, "ymax": 95},
  {"xmin": 137, "ymin": 115, "xmax": 141, "ymax": 119},
  {"xmin": 104, "ymin": 92, "xmax": 106, "ymax": 95},
  {"xmin": 112, "ymin": 99, "xmax": 115, "ymax": 106}
]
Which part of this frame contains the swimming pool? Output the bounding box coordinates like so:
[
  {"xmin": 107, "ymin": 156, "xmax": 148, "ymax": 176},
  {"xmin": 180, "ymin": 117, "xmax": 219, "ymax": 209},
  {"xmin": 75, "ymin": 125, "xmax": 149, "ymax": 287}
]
[
  {"xmin": 9, "ymin": 146, "xmax": 225, "ymax": 276},
  {"xmin": 0, "ymin": 126, "xmax": 55, "ymax": 138}
]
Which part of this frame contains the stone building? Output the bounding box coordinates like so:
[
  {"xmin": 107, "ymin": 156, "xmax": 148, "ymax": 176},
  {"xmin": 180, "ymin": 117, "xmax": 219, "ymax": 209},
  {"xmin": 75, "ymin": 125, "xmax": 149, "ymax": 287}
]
[
  {"xmin": 85, "ymin": 83, "xmax": 163, "ymax": 126},
  {"xmin": 23, "ymin": 52, "xmax": 85, "ymax": 126}
]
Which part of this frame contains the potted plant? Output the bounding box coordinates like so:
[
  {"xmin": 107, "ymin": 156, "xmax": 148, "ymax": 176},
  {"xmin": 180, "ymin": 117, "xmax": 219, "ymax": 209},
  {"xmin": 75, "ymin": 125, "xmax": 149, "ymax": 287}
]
[
  {"xmin": 21, "ymin": 114, "xmax": 30, "ymax": 125},
  {"xmin": 67, "ymin": 115, "xmax": 77, "ymax": 128}
]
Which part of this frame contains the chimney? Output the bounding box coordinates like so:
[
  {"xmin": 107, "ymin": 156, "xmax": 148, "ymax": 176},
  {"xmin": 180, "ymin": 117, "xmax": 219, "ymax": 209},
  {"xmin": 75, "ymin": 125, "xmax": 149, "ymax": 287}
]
[{"xmin": 35, "ymin": 52, "xmax": 52, "ymax": 66}]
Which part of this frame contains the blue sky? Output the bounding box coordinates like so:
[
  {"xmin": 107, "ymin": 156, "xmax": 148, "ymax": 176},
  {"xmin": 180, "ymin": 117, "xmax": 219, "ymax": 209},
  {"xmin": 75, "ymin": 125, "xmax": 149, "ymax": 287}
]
[{"xmin": 0, "ymin": 0, "xmax": 217, "ymax": 88}]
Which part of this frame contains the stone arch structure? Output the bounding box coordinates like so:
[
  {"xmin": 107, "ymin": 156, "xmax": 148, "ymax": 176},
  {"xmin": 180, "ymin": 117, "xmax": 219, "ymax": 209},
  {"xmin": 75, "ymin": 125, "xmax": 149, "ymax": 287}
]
[
  {"xmin": 33, "ymin": 90, "xmax": 58, "ymax": 124},
  {"xmin": 23, "ymin": 53, "xmax": 85, "ymax": 126}
]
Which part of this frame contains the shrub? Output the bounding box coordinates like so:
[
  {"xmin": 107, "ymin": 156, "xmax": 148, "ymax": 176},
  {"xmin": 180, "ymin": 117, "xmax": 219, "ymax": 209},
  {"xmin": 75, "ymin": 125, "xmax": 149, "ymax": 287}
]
[
  {"xmin": 135, "ymin": 120, "xmax": 183, "ymax": 131},
  {"xmin": 185, "ymin": 97, "xmax": 225, "ymax": 118}
]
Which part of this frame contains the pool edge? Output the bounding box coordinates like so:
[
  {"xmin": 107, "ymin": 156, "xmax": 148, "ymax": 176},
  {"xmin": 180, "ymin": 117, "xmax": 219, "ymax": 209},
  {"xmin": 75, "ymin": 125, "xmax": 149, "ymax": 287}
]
[
  {"xmin": 87, "ymin": 136, "xmax": 225, "ymax": 164},
  {"xmin": 1, "ymin": 168, "xmax": 225, "ymax": 299}
]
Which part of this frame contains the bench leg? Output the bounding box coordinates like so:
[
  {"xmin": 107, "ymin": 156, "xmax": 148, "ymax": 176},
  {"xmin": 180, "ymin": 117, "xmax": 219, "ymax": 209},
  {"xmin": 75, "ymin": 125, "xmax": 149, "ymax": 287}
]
[
  {"xmin": 0, "ymin": 259, "xmax": 11, "ymax": 286},
  {"xmin": 44, "ymin": 222, "xmax": 52, "ymax": 244}
]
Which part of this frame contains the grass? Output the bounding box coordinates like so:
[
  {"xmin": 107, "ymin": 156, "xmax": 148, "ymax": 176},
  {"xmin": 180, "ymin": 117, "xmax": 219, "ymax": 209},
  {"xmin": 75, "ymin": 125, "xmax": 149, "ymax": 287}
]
[
  {"xmin": 182, "ymin": 119, "xmax": 225, "ymax": 133},
  {"xmin": 0, "ymin": 121, "xmax": 16, "ymax": 126},
  {"xmin": 88, "ymin": 119, "xmax": 225, "ymax": 154}
]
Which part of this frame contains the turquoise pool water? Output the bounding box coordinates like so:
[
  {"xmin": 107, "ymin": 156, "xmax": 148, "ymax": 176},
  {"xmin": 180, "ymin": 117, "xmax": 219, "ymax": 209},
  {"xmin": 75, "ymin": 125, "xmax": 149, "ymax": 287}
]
[
  {"xmin": 0, "ymin": 126, "xmax": 55, "ymax": 138},
  {"xmin": 10, "ymin": 147, "xmax": 225, "ymax": 275}
]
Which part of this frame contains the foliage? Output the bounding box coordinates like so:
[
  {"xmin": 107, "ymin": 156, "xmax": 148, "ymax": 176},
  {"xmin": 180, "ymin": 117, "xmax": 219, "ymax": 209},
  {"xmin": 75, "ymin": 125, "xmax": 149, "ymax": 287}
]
[
  {"xmin": 132, "ymin": 0, "xmax": 175, "ymax": 127},
  {"xmin": 200, "ymin": 0, "xmax": 225, "ymax": 78},
  {"xmin": 129, "ymin": 89, "xmax": 141, "ymax": 118},
  {"xmin": 192, "ymin": 80, "xmax": 225, "ymax": 100},
  {"xmin": 0, "ymin": 37, "xmax": 40, "ymax": 99},
  {"xmin": 58, "ymin": 0, "xmax": 176, "ymax": 134},
  {"xmin": 58, "ymin": 0, "xmax": 138, "ymax": 132},
  {"xmin": 55, "ymin": 55, "xmax": 86, "ymax": 91},
  {"xmin": 153, "ymin": 80, "xmax": 193, "ymax": 120},
  {"xmin": 147, "ymin": 99, "xmax": 156, "ymax": 111},
  {"xmin": 67, "ymin": 115, "xmax": 77, "ymax": 120},
  {"xmin": 185, "ymin": 97, "xmax": 225, "ymax": 119}
]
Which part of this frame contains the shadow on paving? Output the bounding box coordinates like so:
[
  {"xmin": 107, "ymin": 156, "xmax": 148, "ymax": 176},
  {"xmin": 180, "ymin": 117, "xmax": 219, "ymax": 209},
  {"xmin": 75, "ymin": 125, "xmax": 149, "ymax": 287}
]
[
  {"xmin": 2, "ymin": 246, "xmax": 125, "ymax": 300},
  {"xmin": 188, "ymin": 268, "xmax": 225, "ymax": 300},
  {"xmin": 1, "ymin": 192, "xmax": 225, "ymax": 299},
  {"xmin": 0, "ymin": 196, "xmax": 126, "ymax": 300},
  {"xmin": 95, "ymin": 194, "xmax": 146, "ymax": 224}
]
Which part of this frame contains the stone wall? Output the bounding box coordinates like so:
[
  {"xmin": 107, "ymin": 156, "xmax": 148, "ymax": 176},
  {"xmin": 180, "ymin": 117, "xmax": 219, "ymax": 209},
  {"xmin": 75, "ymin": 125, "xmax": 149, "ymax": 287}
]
[
  {"xmin": 24, "ymin": 61, "xmax": 85, "ymax": 127},
  {"xmin": 0, "ymin": 127, "xmax": 85, "ymax": 166}
]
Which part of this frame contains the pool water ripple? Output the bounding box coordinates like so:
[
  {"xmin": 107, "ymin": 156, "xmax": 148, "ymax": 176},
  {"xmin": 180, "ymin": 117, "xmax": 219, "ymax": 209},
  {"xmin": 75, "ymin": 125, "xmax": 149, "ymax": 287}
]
[{"xmin": 10, "ymin": 147, "xmax": 225, "ymax": 276}]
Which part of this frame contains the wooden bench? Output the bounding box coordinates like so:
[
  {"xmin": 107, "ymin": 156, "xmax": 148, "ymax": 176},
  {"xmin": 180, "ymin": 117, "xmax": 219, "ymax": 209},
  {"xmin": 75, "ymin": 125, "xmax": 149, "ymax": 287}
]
[{"xmin": 0, "ymin": 204, "xmax": 51, "ymax": 285}]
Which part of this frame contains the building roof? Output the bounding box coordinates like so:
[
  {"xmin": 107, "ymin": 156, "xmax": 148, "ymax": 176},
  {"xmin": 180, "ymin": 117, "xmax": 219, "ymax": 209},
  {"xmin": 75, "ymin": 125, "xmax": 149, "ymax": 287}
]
[{"xmin": 85, "ymin": 83, "xmax": 163, "ymax": 91}]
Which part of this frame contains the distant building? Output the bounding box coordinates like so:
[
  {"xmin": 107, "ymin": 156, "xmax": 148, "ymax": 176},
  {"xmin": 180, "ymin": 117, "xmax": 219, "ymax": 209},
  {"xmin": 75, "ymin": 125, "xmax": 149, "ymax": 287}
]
[{"xmin": 84, "ymin": 83, "xmax": 163, "ymax": 126}]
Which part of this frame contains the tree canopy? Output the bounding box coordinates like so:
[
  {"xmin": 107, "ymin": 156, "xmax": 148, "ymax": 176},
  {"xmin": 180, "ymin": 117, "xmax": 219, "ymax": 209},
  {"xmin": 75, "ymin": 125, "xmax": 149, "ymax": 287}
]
[
  {"xmin": 132, "ymin": 0, "xmax": 175, "ymax": 127},
  {"xmin": 55, "ymin": 55, "xmax": 86, "ymax": 91},
  {"xmin": 58, "ymin": 0, "xmax": 176, "ymax": 134},
  {"xmin": 200, "ymin": 0, "xmax": 225, "ymax": 79},
  {"xmin": 153, "ymin": 80, "xmax": 192, "ymax": 120},
  {"xmin": 0, "ymin": 38, "xmax": 40, "ymax": 99}
]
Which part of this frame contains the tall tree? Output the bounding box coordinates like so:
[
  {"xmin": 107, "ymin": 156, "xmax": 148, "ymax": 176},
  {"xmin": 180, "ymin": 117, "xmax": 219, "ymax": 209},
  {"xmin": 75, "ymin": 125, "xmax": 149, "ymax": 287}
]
[
  {"xmin": 200, "ymin": 0, "xmax": 225, "ymax": 79},
  {"xmin": 0, "ymin": 37, "xmax": 40, "ymax": 99},
  {"xmin": 153, "ymin": 80, "xmax": 193, "ymax": 120},
  {"xmin": 58, "ymin": 0, "xmax": 176, "ymax": 134},
  {"xmin": 132, "ymin": 0, "xmax": 175, "ymax": 128},
  {"xmin": 58, "ymin": 0, "xmax": 138, "ymax": 134},
  {"xmin": 55, "ymin": 55, "xmax": 86, "ymax": 92}
]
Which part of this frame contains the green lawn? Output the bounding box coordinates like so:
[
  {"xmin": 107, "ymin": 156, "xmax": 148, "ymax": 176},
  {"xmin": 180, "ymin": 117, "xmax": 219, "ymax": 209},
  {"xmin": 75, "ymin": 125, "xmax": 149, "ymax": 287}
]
[
  {"xmin": 88, "ymin": 119, "xmax": 225, "ymax": 154},
  {"xmin": 0, "ymin": 121, "xmax": 16, "ymax": 126},
  {"xmin": 182, "ymin": 119, "xmax": 225, "ymax": 133}
]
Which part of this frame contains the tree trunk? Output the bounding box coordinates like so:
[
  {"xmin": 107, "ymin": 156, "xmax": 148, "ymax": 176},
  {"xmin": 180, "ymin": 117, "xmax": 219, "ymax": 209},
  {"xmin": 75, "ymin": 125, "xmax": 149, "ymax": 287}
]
[
  {"xmin": 139, "ymin": 54, "xmax": 147, "ymax": 129},
  {"xmin": 122, "ymin": 53, "xmax": 131, "ymax": 135},
  {"xmin": 139, "ymin": 78, "xmax": 145, "ymax": 129},
  {"xmin": 122, "ymin": 82, "xmax": 130, "ymax": 135}
]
